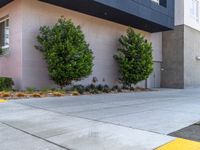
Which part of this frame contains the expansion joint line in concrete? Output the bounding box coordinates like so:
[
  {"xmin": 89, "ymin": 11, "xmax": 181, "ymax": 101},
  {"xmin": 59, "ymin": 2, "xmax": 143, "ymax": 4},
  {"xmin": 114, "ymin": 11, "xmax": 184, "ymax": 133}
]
[
  {"xmin": 16, "ymin": 102, "xmax": 168, "ymax": 136},
  {"xmin": 0, "ymin": 122, "xmax": 72, "ymax": 150}
]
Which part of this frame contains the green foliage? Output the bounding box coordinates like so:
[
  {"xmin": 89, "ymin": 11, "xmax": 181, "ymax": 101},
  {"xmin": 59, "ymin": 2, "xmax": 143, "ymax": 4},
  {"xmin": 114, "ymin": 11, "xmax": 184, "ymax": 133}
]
[
  {"xmin": 0, "ymin": 77, "xmax": 14, "ymax": 91},
  {"xmin": 37, "ymin": 17, "xmax": 94, "ymax": 88},
  {"xmin": 26, "ymin": 87, "xmax": 36, "ymax": 93},
  {"xmin": 41, "ymin": 88, "xmax": 51, "ymax": 93},
  {"xmin": 85, "ymin": 84, "xmax": 98, "ymax": 94},
  {"xmin": 0, "ymin": 47, "xmax": 3, "ymax": 55},
  {"xmin": 96, "ymin": 84, "xmax": 104, "ymax": 91},
  {"xmin": 114, "ymin": 28, "xmax": 153, "ymax": 87},
  {"xmin": 72, "ymin": 85, "xmax": 85, "ymax": 94},
  {"xmin": 102, "ymin": 85, "xmax": 111, "ymax": 93}
]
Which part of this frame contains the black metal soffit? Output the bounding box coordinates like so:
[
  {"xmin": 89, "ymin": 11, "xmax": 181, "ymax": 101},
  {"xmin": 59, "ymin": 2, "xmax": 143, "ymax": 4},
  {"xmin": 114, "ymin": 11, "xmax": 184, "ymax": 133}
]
[{"xmin": 40, "ymin": 0, "xmax": 173, "ymax": 33}]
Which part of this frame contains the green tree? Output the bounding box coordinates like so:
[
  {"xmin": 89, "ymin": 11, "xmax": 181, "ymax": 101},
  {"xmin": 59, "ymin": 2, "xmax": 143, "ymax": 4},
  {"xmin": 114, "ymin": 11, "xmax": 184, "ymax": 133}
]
[
  {"xmin": 37, "ymin": 17, "xmax": 94, "ymax": 88},
  {"xmin": 114, "ymin": 28, "xmax": 153, "ymax": 87},
  {"xmin": 0, "ymin": 47, "xmax": 3, "ymax": 55}
]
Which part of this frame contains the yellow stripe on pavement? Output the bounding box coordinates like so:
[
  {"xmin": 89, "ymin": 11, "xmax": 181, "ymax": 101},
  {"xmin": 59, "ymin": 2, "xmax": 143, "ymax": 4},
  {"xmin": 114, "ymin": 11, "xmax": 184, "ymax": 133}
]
[
  {"xmin": 156, "ymin": 138, "xmax": 200, "ymax": 150},
  {"xmin": 0, "ymin": 99, "xmax": 8, "ymax": 103}
]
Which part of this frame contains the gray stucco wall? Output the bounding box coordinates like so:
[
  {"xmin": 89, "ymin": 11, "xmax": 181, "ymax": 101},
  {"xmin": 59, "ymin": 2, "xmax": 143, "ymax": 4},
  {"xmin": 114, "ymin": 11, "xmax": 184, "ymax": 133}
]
[
  {"xmin": 0, "ymin": 0, "xmax": 163, "ymax": 90},
  {"xmin": 184, "ymin": 25, "xmax": 200, "ymax": 87},
  {"xmin": 20, "ymin": 0, "xmax": 162, "ymax": 90},
  {"xmin": 162, "ymin": 25, "xmax": 184, "ymax": 89},
  {"xmin": 0, "ymin": 0, "xmax": 23, "ymax": 89},
  {"xmin": 162, "ymin": 25, "xmax": 200, "ymax": 88}
]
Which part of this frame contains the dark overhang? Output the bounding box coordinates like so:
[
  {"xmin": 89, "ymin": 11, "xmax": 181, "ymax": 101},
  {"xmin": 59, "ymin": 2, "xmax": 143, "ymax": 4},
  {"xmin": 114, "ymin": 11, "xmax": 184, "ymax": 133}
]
[
  {"xmin": 40, "ymin": 0, "xmax": 174, "ymax": 33},
  {"xmin": 0, "ymin": 0, "xmax": 13, "ymax": 8}
]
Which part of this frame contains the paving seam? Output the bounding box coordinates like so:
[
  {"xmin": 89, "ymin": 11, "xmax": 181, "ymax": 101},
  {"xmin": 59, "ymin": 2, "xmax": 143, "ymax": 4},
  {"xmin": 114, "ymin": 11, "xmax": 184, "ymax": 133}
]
[
  {"xmin": 0, "ymin": 121, "xmax": 72, "ymax": 150},
  {"xmin": 15, "ymin": 102, "xmax": 172, "ymax": 136},
  {"xmin": 14, "ymin": 97, "xmax": 159, "ymax": 109},
  {"xmin": 15, "ymin": 97, "xmax": 174, "ymax": 114}
]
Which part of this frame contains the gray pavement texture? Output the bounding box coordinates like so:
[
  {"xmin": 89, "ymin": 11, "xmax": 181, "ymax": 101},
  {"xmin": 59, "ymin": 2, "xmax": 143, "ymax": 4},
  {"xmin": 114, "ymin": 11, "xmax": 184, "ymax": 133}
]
[
  {"xmin": 170, "ymin": 122, "xmax": 200, "ymax": 142},
  {"xmin": 1, "ymin": 88, "xmax": 200, "ymax": 150}
]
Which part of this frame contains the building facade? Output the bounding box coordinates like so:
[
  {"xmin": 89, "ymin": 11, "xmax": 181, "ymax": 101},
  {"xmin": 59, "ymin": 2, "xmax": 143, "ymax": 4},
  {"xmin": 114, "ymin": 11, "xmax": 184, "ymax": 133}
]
[
  {"xmin": 0, "ymin": 0, "xmax": 174, "ymax": 89},
  {"xmin": 162, "ymin": 0, "xmax": 200, "ymax": 88}
]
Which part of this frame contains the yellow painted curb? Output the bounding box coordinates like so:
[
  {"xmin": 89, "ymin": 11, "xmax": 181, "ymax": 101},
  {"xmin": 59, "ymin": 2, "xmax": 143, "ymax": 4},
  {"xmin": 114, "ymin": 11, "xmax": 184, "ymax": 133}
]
[
  {"xmin": 0, "ymin": 99, "xmax": 8, "ymax": 103},
  {"xmin": 156, "ymin": 138, "xmax": 200, "ymax": 150}
]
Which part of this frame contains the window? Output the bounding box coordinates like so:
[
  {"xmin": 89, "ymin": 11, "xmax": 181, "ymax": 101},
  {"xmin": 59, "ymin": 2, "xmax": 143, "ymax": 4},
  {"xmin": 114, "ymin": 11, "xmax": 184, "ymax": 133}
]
[
  {"xmin": 190, "ymin": 0, "xmax": 199, "ymax": 22},
  {"xmin": 152, "ymin": 0, "xmax": 160, "ymax": 5},
  {"xmin": 0, "ymin": 17, "xmax": 9, "ymax": 50},
  {"xmin": 160, "ymin": 0, "xmax": 167, "ymax": 7},
  {"xmin": 152, "ymin": 0, "xmax": 167, "ymax": 7}
]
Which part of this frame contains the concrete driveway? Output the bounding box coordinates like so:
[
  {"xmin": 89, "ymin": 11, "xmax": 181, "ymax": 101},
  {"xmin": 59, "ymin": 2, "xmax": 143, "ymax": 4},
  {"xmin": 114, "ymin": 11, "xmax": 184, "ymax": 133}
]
[{"xmin": 1, "ymin": 88, "xmax": 200, "ymax": 150}]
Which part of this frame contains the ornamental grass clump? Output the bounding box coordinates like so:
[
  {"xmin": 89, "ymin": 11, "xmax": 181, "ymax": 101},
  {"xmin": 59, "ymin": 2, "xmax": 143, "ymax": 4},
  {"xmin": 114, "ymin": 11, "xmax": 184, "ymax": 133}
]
[
  {"xmin": 0, "ymin": 92, "xmax": 11, "ymax": 98},
  {"xmin": 52, "ymin": 91, "xmax": 65, "ymax": 97},
  {"xmin": 30, "ymin": 93, "xmax": 43, "ymax": 98},
  {"xmin": 15, "ymin": 92, "xmax": 27, "ymax": 98},
  {"xmin": 37, "ymin": 17, "xmax": 94, "ymax": 89}
]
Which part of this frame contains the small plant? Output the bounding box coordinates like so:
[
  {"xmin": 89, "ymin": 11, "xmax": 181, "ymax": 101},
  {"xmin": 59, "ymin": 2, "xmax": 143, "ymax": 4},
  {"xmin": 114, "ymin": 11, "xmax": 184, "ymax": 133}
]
[
  {"xmin": 117, "ymin": 88, "xmax": 122, "ymax": 93},
  {"xmin": 85, "ymin": 84, "xmax": 99, "ymax": 94},
  {"xmin": 26, "ymin": 87, "xmax": 36, "ymax": 93},
  {"xmin": 52, "ymin": 92, "xmax": 65, "ymax": 97},
  {"xmin": 54, "ymin": 89, "xmax": 66, "ymax": 94},
  {"xmin": 72, "ymin": 85, "xmax": 85, "ymax": 94},
  {"xmin": 90, "ymin": 88, "xmax": 99, "ymax": 94},
  {"xmin": 96, "ymin": 84, "xmax": 104, "ymax": 92},
  {"xmin": 30, "ymin": 93, "xmax": 42, "ymax": 98},
  {"xmin": 130, "ymin": 87, "xmax": 135, "ymax": 91},
  {"xmin": 0, "ymin": 92, "xmax": 11, "ymax": 98},
  {"xmin": 112, "ymin": 85, "xmax": 119, "ymax": 91},
  {"xmin": 41, "ymin": 88, "xmax": 51, "ymax": 94},
  {"xmin": 112, "ymin": 85, "xmax": 122, "ymax": 93},
  {"xmin": 15, "ymin": 92, "xmax": 27, "ymax": 98},
  {"xmin": 122, "ymin": 85, "xmax": 130, "ymax": 90},
  {"xmin": 92, "ymin": 77, "xmax": 98, "ymax": 85},
  {"xmin": 0, "ymin": 77, "xmax": 14, "ymax": 91},
  {"xmin": 103, "ymin": 85, "xmax": 111, "ymax": 93},
  {"xmin": 85, "ymin": 84, "xmax": 95, "ymax": 92},
  {"xmin": 71, "ymin": 91, "xmax": 80, "ymax": 96}
]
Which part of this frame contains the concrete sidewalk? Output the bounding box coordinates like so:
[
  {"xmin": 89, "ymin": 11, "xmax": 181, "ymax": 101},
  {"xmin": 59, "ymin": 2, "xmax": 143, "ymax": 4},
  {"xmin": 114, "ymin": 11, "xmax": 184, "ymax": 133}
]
[{"xmin": 1, "ymin": 88, "xmax": 200, "ymax": 149}]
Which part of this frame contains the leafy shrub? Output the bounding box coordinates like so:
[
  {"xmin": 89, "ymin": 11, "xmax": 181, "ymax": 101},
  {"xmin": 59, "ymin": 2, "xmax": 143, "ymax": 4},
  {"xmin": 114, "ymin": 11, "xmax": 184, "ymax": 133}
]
[
  {"xmin": 0, "ymin": 77, "xmax": 14, "ymax": 91},
  {"xmin": 114, "ymin": 28, "xmax": 153, "ymax": 87},
  {"xmin": 103, "ymin": 85, "xmax": 111, "ymax": 93},
  {"xmin": 72, "ymin": 85, "xmax": 85, "ymax": 94},
  {"xmin": 92, "ymin": 77, "xmax": 98, "ymax": 84},
  {"xmin": 112, "ymin": 85, "xmax": 119, "ymax": 91},
  {"xmin": 85, "ymin": 84, "xmax": 95, "ymax": 92},
  {"xmin": 37, "ymin": 17, "xmax": 94, "ymax": 89},
  {"xmin": 0, "ymin": 47, "xmax": 3, "ymax": 55},
  {"xmin": 41, "ymin": 88, "xmax": 51, "ymax": 94},
  {"xmin": 71, "ymin": 91, "xmax": 80, "ymax": 96},
  {"xmin": 85, "ymin": 84, "xmax": 100, "ymax": 94},
  {"xmin": 0, "ymin": 92, "xmax": 11, "ymax": 98},
  {"xmin": 117, "ymin": 88, "xmax": 122, "ymax": 93},
  {"xmin": 15, "ymin": 92, "xmax": 27, "ymax": 98},
  {"xmin": 90, "ymin": 88, "xmax": 99, "ymax": 94},
  {"xmin": 26, "ymin": 87, "xmax": 36, "ymax": 93},
  {"xmin": 52, "ymin": 91, "xmax": 65, "ymax": 97},
  {"xmin": 30, "ymin": 93, "xmax": 42, "ymax": 98},
  {"xmin": 96, "ymin": 84, "xmax": 104, "ymax": 91}
]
